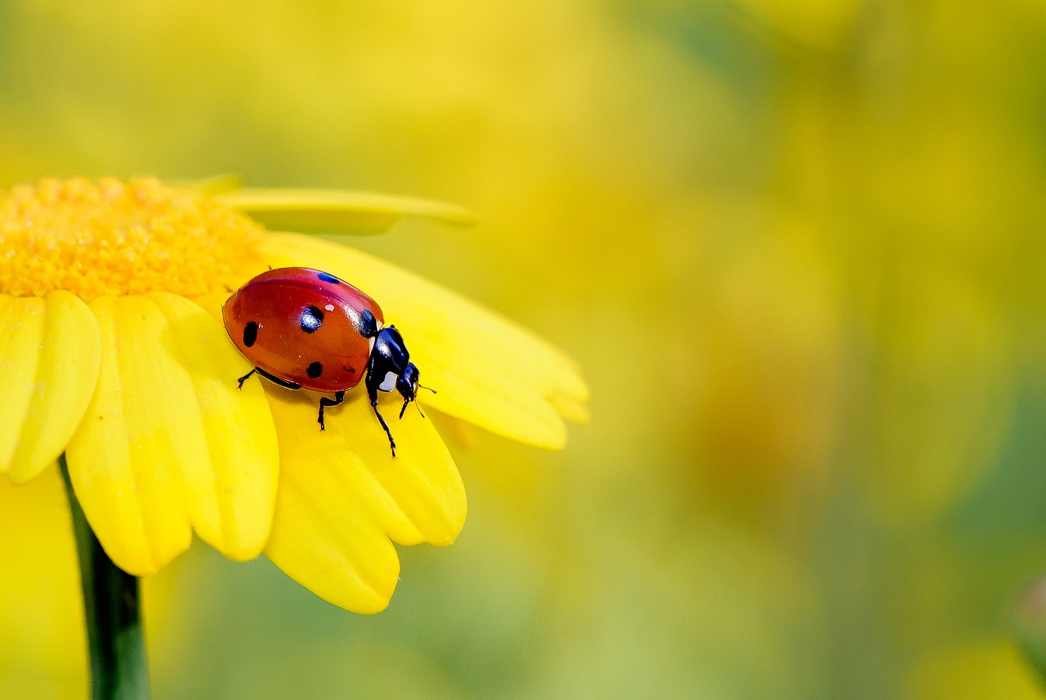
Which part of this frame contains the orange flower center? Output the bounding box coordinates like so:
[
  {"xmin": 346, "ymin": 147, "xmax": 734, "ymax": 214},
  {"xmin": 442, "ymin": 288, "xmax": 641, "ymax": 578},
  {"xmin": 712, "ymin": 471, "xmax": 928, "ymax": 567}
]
[{"xmin": 0, "ymin": 177, "xmax": 263, "ymax": 299}]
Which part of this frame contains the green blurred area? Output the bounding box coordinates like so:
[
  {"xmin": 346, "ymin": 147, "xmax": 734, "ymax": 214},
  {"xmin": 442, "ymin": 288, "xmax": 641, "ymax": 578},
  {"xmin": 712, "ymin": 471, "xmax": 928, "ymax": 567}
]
[{"xmin": 2, "ymin": 1, "xmax": 1046, "ymax": 698}]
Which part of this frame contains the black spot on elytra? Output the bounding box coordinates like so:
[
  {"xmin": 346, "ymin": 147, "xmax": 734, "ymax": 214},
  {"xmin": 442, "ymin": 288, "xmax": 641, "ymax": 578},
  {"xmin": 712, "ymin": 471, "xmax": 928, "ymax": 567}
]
[
  {"xmin": 300, "ymin": 305, "xmax": 324, "ymax": 333},
  {"xmin": 307, "ymin": 361, "xmax": 324, "ymax": 378},
  {"xmin": 243, "ymin": 321, "xmax": 258, "ymax": 347},
  {"xmin": 317, "ymin": 272, "xmax": 341, "ymax": 284}
]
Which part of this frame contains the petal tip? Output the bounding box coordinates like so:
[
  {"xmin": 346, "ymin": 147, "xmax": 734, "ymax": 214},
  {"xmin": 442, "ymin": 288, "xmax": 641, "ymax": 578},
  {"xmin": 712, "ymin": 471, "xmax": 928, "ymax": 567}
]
[
  {"xmin": 103, "ymin": 537, "xmax": 190, "ymax": 578},
  {"xmin": 287, "ymin": 558, "xmax": 400, "ymax": 615},
  {"xmin": 219, "ymin": 540, "xmax": 268, "ymax": 563},
  {"xmin": 349, "ymin": 593, "xmax": 395, "ymax": 615},
  {"xmin": 549, "ymin": 394, "xmax": 591, "ymax": 425},
  {"xmin": 6, "ymin": 460, "xmax": 54, "ymax": 485}
]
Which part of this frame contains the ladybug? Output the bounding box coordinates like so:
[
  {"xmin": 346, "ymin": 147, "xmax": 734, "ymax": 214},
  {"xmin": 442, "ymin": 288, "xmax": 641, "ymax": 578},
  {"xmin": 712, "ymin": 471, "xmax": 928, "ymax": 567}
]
[{"xmin": 223, "ymin": 267, "xmax": 429, "ymax": 456}]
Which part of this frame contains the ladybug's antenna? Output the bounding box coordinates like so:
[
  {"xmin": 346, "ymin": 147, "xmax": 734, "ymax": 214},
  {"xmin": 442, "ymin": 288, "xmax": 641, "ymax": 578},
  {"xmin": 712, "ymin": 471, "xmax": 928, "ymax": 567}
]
[
  {"xmin": 417, "ymin": 383, "xmax": 437, "ymax": 394},
  {"xmin": 399, "ymin": 398, "xmax": 427, "ymax": 420}
]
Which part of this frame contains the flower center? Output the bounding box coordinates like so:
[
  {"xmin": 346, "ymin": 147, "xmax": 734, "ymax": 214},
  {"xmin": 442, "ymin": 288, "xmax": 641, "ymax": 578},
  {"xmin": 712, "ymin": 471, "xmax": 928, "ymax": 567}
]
[{"xmin": 0, "ymin": 177, "xmax": 264, "ymax": 299}]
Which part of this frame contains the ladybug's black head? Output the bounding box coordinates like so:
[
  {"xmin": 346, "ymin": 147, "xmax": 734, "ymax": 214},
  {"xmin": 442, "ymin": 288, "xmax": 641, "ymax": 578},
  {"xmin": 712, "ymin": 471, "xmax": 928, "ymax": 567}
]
[
  {"xmin": 369, "ymin": 326, "xmax": 435, "ymax": 419},
  {"xmin": 394, "ymin": 362, "xmax": 437, "ymax": 418},
  {"xmin": 396, "ymin": 361, "xmax": 437, "ymax": 417},
  {"xmin": 398, "ymin": 362, "xmax": 420, "ymax": 401}
]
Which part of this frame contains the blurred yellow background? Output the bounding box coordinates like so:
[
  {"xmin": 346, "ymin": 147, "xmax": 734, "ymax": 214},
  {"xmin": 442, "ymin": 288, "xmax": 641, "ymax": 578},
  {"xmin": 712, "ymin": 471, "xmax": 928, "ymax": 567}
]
[{"xmin": 2, "ymin": 1, "xmax": 1045, "ymax": 698}]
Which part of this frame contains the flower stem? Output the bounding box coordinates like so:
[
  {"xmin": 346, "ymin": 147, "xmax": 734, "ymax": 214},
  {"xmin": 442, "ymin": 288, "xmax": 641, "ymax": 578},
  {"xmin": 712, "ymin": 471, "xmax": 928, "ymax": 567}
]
[{"xmin": 59, "ymin": 454, "xmax": 150, "ymax": 700}]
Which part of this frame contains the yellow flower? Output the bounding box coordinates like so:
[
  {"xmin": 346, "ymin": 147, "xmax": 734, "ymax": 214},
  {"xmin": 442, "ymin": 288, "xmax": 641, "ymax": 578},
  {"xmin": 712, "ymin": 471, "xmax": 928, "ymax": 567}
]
[{"xmin": 0, "ymin": 177, "xmax": 587, "ymax": 613}]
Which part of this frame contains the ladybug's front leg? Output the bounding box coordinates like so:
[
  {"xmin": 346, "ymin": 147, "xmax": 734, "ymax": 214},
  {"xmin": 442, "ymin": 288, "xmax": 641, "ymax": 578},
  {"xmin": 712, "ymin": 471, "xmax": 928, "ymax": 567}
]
[
  {"xmin": 365, "ymin": 370, "xmax": 397, "ymax": 458},
  {"xmin": 317, "ymin": 390, "xmax": 346, "ymax": 431}
]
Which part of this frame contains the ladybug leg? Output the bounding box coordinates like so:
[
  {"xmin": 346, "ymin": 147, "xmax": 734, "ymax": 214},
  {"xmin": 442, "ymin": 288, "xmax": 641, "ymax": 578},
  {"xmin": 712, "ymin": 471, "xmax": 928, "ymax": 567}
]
[
  {"xmin": 366, "ymin": 381, "xmax": 397, "ymax": 458},
  {"xmin": 236, "ymin": 368, "xmax": 257, "ymax": 389},
  {"xmin": 371, "ymin": 400, "xmax": 397, "ymax": 458},
  {"xmin": 255, "ymin": 368, "xmax": 302, "ymax": 391},
  {"xmin": 317, "ymin": 390, "xmax": 346, "ymax": 431}
]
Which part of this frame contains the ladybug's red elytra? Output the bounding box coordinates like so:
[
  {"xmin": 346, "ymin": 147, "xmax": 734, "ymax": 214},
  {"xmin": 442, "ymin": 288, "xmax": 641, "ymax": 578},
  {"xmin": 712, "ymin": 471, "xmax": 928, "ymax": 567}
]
[{"xmin": 223, "ymin": 267, "xmax": 429, "ymax": 456}]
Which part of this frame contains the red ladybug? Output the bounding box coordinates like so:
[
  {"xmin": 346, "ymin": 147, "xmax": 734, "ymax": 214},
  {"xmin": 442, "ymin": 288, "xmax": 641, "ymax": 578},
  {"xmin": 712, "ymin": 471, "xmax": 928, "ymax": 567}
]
[{"xmin": 223, "ymin": 267, "xmax": 427, "ymax": 456}]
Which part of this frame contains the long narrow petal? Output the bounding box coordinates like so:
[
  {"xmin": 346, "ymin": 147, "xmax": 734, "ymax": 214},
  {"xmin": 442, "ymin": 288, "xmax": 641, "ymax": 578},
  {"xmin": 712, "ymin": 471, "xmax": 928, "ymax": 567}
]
[
  {"xmin": 149, "ymin": 293, "xmax": 280, "ymax": 559},
  {"xmin": 0, "ymin": 293, "xmax": 101, "ymax": 482},
  {"xmin": 217, "ymin": 189, "xmax": 476, "ymax": 235},
  {"xmin": 0, "ymin": 297, "xmax": 46, "ymax": 471},
  {"xmin": 66, "ymin": 294, "xmax": 278, "ymax": 575},
  {"xmin": 264, "ymin": 387, "xmax": 466, "ymax": 613},
  {"xmin": 257, "ymin": 233, "xmax": 588, "ymax": 449},
  {"xmin": 65, "ymin": 296, "xmax": 187, "ymax": 574}
]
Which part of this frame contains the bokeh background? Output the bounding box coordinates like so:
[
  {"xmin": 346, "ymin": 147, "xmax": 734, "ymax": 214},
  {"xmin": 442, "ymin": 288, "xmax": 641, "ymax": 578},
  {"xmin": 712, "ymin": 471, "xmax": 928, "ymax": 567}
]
[{"xmin": 1, "ymin": 1, "xmax": 1045, "ymax": 698}]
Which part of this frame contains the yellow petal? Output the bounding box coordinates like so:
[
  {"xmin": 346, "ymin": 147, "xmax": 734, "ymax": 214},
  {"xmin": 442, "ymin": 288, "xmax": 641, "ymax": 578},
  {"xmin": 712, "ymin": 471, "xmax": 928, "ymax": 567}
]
[
  {"xmin": 548, "ymin": 393, "xmax": 591, "ymax": 424},
  {"xmin": 151, "ymin": 293, "xmax": 280, "ymax": 558},
  {"xmin": 217, "ymin": 188, "xmax": 476, "ymax": 235},
  {"xmin": 0, "ymin": 296, "xmax": 46, "ymax": 473},
  {"xmin": 264, "ymin": 387, "xmax": 466, "ymax": 613},
  {"xmin": 429, "ymin": 412, "xmax": 480, "ymax": 451},
  {"xmin": 0, "ymin": 293, "xmax": 101, "ymax": 483},
  {"xmin": 257, "ymin": 232, "xmax": 588, "ymax": 449},
  {"xmin": 66, "ymin": 294, "xmax": 278, "ymax": 575},
  {"xmin": 194, "ymin": 290, "xmax": 229, "ymax": 324}
]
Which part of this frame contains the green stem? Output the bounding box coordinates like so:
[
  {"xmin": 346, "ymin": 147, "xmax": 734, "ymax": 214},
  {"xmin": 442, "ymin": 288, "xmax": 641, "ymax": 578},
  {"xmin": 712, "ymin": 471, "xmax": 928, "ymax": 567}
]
[{"xmin": 60, "ymin": 454, "xmax": 150, "ymax": 700}]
